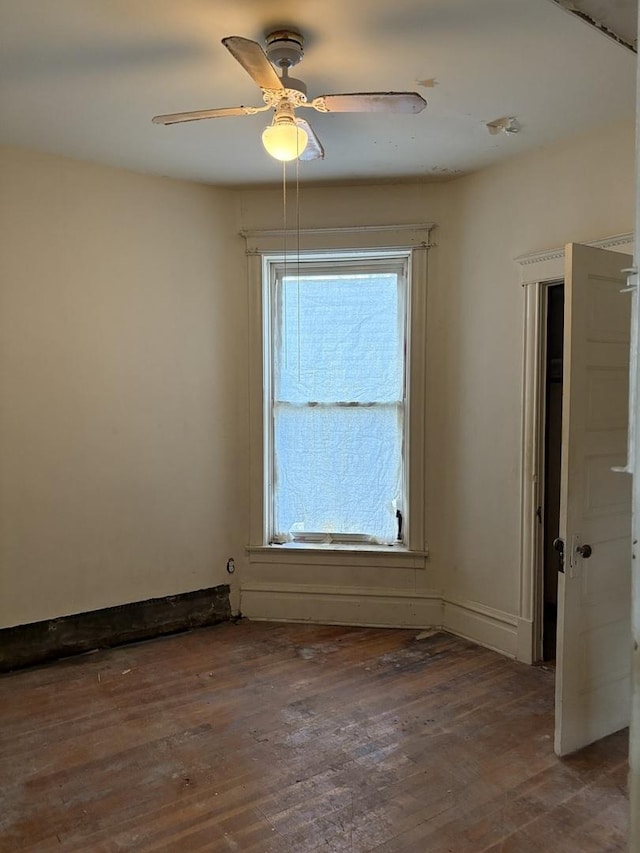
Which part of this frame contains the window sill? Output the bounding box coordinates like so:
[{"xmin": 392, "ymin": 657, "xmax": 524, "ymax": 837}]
[{"xmin": 246, "ymin": 543, "xmax": 429, "ymax": 570}]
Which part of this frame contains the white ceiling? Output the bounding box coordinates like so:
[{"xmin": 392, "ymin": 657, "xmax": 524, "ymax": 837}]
[{"xmin": 0, "ymin": 0, "xmax": 635, "ymax": 187}]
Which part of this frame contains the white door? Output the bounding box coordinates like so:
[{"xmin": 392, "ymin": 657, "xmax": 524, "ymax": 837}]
[{"xmin": 555, "ymin": 243, "xmax": 633, "ymax": 756}]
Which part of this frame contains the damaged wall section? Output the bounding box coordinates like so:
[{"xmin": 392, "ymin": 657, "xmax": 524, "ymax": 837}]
[
  {"xmin": 0, "ymin": 585, "xmax": 231, "ymax": 672},
  {"xmin": 550, "ymin": 0, "xmax": 637, "ymax": 52}
]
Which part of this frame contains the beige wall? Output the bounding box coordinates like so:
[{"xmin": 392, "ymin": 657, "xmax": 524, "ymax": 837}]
[
  {"xmin": 444, "ymin": 118, "xmax": 635, "ymax": 616},
  {"xmin": 1, "ymin": 117, "xmax": 634, "ymax": 637},
  {"xmin": 0, "ymin": 147, "xmax": 246, "ymax": 627},
  {"xmin": 238, "ymin": 118, "xmax": 636, "ymax": 632}
]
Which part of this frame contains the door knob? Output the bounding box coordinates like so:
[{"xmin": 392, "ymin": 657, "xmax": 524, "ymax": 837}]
[{"xmin": 576, "ymin": 543, "xmax": 592, "ymax": 559}]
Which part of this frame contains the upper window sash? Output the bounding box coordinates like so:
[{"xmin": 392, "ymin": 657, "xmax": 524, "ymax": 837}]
[{"xmin": 269, "ymin": 254, "xmax": 409, "ymax": 406}]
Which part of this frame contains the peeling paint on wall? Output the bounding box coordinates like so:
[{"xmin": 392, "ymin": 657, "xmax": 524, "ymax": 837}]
[{"xmin": 551, "ymin": 0, "xmax": 637, "ymax": 52}]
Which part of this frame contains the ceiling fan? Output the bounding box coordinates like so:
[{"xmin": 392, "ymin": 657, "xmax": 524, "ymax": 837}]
[{"xmin": 152, "ymin": 30, "xmax": 427, "ymax": 163}]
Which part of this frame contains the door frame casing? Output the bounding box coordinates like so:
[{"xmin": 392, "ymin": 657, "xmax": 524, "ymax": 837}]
[{"xmin": 516, "ymin": 233, "xmax": 634, "ymax": 665}]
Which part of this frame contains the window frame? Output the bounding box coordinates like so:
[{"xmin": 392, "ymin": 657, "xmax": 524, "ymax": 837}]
[
  {"xmin": 265, "ymin": 251, "xmax": 410, "ymax": 546},
  {"xmin": 244, "ymin": 224, "xmax": 433, "ymax": 562}
]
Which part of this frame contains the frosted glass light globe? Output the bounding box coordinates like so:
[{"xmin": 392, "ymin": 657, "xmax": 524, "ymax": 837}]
[{"xmin": 262, "ymin": 121, "xmax": 308, "ymax": 162}]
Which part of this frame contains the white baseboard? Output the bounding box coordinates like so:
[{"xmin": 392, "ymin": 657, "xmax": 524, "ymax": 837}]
[
  {"xmin": 240, "ymin": 583, "xmax": 443, "ymax": 629},
  {"xmin": 241, "ymin": 583, "xmax": 521, "ymax": 659},
  {"xmin": 443, "ymin": 597, "xmax": 518, "ymax": 659}
]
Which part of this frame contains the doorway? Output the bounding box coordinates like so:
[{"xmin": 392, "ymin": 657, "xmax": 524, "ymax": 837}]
[
  {"xmin": 540, "ymin": 281, "xmax": 564, "ymax": 662},
  {"xmin": 519, "ymin": 239, "xmax": 633, "ymax": 753}
]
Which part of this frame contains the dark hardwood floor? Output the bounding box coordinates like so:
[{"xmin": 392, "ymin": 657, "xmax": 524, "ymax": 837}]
[{"xmin": 0, "ymin": 621, "xmax": 628, "ymax": 852}]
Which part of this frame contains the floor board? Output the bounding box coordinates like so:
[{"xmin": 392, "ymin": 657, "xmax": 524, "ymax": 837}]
[{"xmin": 0, "ymin": 621, "xmax": 628, "ymax": 851}]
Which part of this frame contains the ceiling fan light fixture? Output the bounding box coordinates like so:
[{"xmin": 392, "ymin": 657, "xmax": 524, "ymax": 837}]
[
  {"xmin": 262, "ymin": 116, "xmax": 308, "ymax": 162},
  {"xmin": 153, "ymin": 31, "xmax": 427, "ymax": 166}
]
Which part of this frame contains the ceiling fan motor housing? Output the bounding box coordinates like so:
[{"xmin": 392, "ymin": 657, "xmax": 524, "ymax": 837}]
[{"xmin": 265, "ymin": 30, "xmax": 304, "ymax": 69}]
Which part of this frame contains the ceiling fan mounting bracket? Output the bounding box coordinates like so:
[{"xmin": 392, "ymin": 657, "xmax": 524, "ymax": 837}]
[
  {"xmin": 262, "ymin": 88, "xmax": 308, "ymax": 109},
  {"xmin": 265, "ymin": 29, "xmax": 305, "ymax": 69}
]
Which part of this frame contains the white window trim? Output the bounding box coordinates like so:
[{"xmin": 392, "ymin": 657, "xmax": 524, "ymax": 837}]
[{"xmin": 244, "ymin": 223, "xmax": 434, "ymax": 566}]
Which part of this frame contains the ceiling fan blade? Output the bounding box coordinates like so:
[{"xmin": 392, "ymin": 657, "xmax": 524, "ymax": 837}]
[
  {"xmin": 222, "ymin": 36, "xmax": 283, "ymax": 91},
  {"xmin": 152, "ymin": 105, "xmax": 265, "ymax": 125},
  {"xmin": 295, "ymin": 118, "xmax": 324, "ymax": 161},
  {"xmin": 313, "ymin": 92, "xmax": 426, "ymax": 114}
]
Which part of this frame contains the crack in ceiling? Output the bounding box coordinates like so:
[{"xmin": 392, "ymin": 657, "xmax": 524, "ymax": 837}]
[{"xmin": 550, "ymin": 0, "xmax": 637, "ymax": 52}]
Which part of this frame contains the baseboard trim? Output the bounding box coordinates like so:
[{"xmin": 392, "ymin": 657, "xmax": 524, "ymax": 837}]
[
  {"xmin": 241, "ymin": 583, "xmax": 444, "ymax": 629},
  {"xmin": 241, "ymin": 583, "xmax": 520, "ymax": 658},
  {"xmin": 443, "ymin": 597, "xmax": 518, "ymax": 659},
  {"xmin": 0, "ymin": 585, "xmax": 231, "ymax": 672}
]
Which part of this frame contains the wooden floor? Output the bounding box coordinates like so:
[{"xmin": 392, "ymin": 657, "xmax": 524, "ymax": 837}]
[{"xmin": 0, "ymin": 622, "xmax": 628, "ymax": 852}]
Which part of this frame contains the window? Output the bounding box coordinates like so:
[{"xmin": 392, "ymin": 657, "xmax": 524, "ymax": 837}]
[
  {"xmin": 244, "ymin": 223, "xmax": 431, "ymax": 559},
  {"xmin": 266, "ymin": 253, "xmax": 409, "ymax": 545}
]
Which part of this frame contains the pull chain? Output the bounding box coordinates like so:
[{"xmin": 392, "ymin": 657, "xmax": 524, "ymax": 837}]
[
  {"xmin": 296, "ymin": 153, "xmax": 301, "ymax": 380},
  {"xmin": 282, "ymin": 159, "xmax": 288, "ymax": 369}
]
